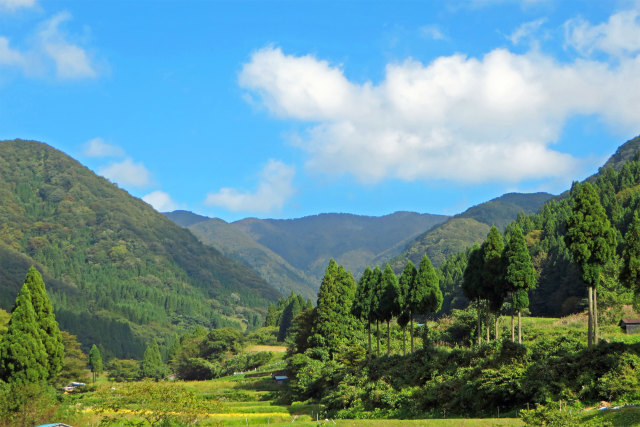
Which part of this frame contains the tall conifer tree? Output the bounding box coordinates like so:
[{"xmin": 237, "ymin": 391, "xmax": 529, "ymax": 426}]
[
  {"xmin": 463, "ymin": 244, "xmax": 484, "ymax": 346},
  {"xmin": 140, "ymin": 339, "xmax": 168, "ymax": 380},
  {"xmin": 23, "ymin": 267, "xmax": 64, "ymax": 380},
  {"xmin": 397, "ymin": 261, "xmax": 416, "ymax": 355},
  {"xmin": 413, "ymin": 254, "xmax": 443, "ymax": 349},
  {"xmin": 565, "ymin": 182, "xmax": 616, "ymax": 347},
  {"xmin": 88, "ymin": 344, "xmax": 103, "ymax": 383},
  {"xmin": 352, "ymin": 267, "xmax": 374, "ymax": 358},
  {"xmin": 503, "ymin": 225, "xmax": 536, "ymax": 343},
  {"xmin": 0, "ymin": 284, "xmax": 49, "ymax": 384},
  {"xmin": 620, "ymin": 212, "xmax": 640, "ymax": 304},
  {"xmin": 378, "ymin": 264, "xmax": 400, "ymax": 356}
]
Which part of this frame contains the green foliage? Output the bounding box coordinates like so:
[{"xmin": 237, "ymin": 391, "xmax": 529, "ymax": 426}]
[
  {"xmin": 621, "ymin": 212, "xmax": 640, "ymax": 303},
  {"xmin": 106, "ymin": 358, "xmax": 140, "ymax": 382},
  {"xmin": 566, "ymin": 182, "xmax": 617, "ymax": 288},
  {"xmin": 0, "ymin": 382, "xmax": 58, "ymax": 427},
  {"xmin": 414, "ymin": 254, "xmax": 443, "ymax": 317},
  {"xmin": 22, "ymin": 267, "xmax": 64, "ymax": 381},
  {"xmin": 140, "ymin": 339, "xmax": 168, "ymax": 380},
  {"xmin": 520, "ymin": 401, "xmax": 581, "ymax": 426},
  {"xmin": 0, "ymin": 283, "xmax": 48, "ymax": 384},
  {"xmin": 310, "ymin": 259, "xmax": 358, "ymax": 359},
  {"xmin": 56, "ymin": 331, "xmax": 89, "ymax": 386},
  {"xmin": 481, "ymin": 226, "xmax": 506, "ymax": 312},
  {"xmin": 88, "ymin": 344, "xmax": 103, "ymax": 382}
]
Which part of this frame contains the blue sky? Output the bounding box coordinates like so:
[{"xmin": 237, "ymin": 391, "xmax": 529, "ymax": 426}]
[{"xmin": 1, "ymin": 0, "xmax": 639, "ymax": 221}]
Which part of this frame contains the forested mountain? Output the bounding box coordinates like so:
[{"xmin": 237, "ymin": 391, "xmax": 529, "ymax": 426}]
[
  {"xmin": 392, "ymin": 192, "xmax": 554, "ymax": 270},
  {"xmin": 0, "ymin": 139, "xmax": 280, "ymax": 359},
  {"xmin": 170, "ymin": 211, "xmax": 449, "ymax": 295},
  {"xmin": 186, "ymin": 218, "xmax": 316, "ymax": 299},
  {"xmin": 164, "ymin": 210, "xmax": 210, "ymax": 227}
]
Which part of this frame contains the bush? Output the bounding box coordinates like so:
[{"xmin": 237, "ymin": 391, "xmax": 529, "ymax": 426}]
[
  {"xmin": 0, "ymin": 382, "xmax": 58, "ymax": 427},
  {"xmin": 520, "ymin": 401, "xmax": 581, "ymax": 426}
]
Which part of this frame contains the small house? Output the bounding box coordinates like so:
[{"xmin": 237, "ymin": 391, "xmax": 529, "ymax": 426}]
[
  {"xmin": 619, "ymin": 319, "xmax": 640, "ymax": 334},
  {"xmin": 273, "ymin": 375, "xmax": 288, "ymax": 384}
]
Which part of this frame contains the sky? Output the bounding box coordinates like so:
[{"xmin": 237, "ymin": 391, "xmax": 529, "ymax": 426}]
[{"xmin": 1, "ymin": 0, "xmax": 640, "ymax": 222}]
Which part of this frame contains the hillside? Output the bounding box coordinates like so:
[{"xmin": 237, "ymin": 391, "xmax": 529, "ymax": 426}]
[
  {"xmin": 598, "ymin": 135, "xmax": 640, "ymax": 172},
  {"xmin": 0, "ymin": 139, "xmax": 280, "ymax": 358},
  {"xmin": 221, "ymin": 212, "xmax": 448, "ymax": 287},
  {"xmin": 392, "ymin": 192, "xmax": 554, "ymax": 269},
  {"xmin": 187, "ymin": 218, "xmax": 316, "ymax": 299},
  {"xmin": 164, "ymin": 210, "xmax": 210, "ymax": 227}
]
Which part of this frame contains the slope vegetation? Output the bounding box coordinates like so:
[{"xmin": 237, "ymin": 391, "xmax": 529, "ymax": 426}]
[{"xmin": 0, "ymin": 139, "xmax": 279, "ymax": 358}]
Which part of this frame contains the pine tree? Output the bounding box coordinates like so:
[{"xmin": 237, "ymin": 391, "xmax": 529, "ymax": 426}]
[
  {"xmin": 140, "ymin": 339, "xmax": 168, "ymax": 380},
  {"xmin": 378, "ymin": 264, "xmax": 400, "ymax": 356},
  {"xmin": 565, "ymin": 182, "xmax": 616, "ymax": 347},
  {"xmin": 413, "ymin": 254, "xmax": 443, "ymax": 349},
  {"xmin": 462, "ymin": 244, "xmax": 484, "ymax": 346},
  {"xmin": 23, "ymin": 267, "xmax": 64, "ymax": 381},
  {"xmin": 352, "ymin": 267, "xmax": 374, "ymax": 359},
  {"xmin": 369, "ymin": 266, "xmax": 383, "ymax": 357},
  {"xmin": 311, "ymin": 259, "xmax": 357, "ymax": 359},
  {"xmin": 503, "ymin": 224, "xmax": 537, "ymax": 343},
  {"xmin": 397, "ymin": 261, "xmax": 416, "ymax": 355},
  {"xmin": 88, "ymin": 344, "xmax": 103, "ymax": 383},
  {"xmin": 0, "ymin": 284, "xmax": 49, "ymax": 384},
  {"xmin": 278, "ymin": 297, "xmax": 302, "ymax": 342},
  {"xmin": 481, "ymin": 226, "xmax": 506, "ymax": 341}
]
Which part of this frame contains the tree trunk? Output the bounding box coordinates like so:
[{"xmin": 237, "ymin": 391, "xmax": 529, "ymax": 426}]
[
  {"xmin": 402, "ymin": 327, "xmax": 406, "ymax": 356},
  {"xmin": 511, "ymin": 308, "xmax": 515, "ymax": 342},
  {"xmin": 495, "ymin": 315, "xmax": 499, "ymax": 342},
  {"xmin": 387, "ymin": 319, "xmax": 391, "ymax": 357},
  {"xmin": 486, "ymin": 306, "xmax": 490, "ymax": 343},
  {"xmin": 477, "ymin": 299, "xmax": 482, "ymax": 346},
  {"xmin": 518, "ymin": 310, "xmax": 522, "ymax": 344},
  {"xmin": 410, "ymin": 312, "xmax": 414, "ymax": 353},
  {"xmin": 594, "ymin": 287, "xmax": 599, "ymax": 345},
  {"xmin": 367, "ymin": 323, "xmax": 372, "ymax": 361},
  {"xmin": 587, "ymin": 286, "xmax": 593, "ymax": 347},
  {"xmin": 376, "ymin": 320, "xmax": 380, "ymax": 357}
]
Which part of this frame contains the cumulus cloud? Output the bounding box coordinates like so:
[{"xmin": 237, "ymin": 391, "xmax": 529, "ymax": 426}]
[
  {"xmin": 205, "ymin": 160, "xmax": 295, "ymax": 213},
  {"xmin": 37, "ymin": 12, "xmax": 97, "ymax": 79},
  {"xmin": 239, "ymin": 35, "xmax": 640, "ymax": 184},
  {"xmin": 99, "ymin": 159, "xmax": 153, "ymax": 188},
  {"xmin": 0, "ymin": 0, "xmax": 36, "ymax": 11},
  {"xmin": 143, "ymin": 190, "xmax": 178, "ymax": 212},
  {"xmin": 83, "ymin": 137, "xmax": 125, "ymax": 158},
  {"xmin": 565, "ymin": 9, "xmax": 640, "ymax": 58}
]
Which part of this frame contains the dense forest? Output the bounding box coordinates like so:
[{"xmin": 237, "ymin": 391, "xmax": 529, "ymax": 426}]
[{"xmin": 0, "ymin": 139, "xmax": 280, "ymax": 358}]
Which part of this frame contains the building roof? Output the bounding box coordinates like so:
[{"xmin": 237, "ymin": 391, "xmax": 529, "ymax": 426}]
[{"xmin": 620, "ymin": 318, "xmax": 640, "ymax": 325}]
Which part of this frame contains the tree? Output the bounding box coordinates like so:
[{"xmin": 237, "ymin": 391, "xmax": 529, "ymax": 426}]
[
  {"xmin": 140, "ymin": 339, "xmax": 168, "ymax": 381},
  {"xmin": 22, "ymin": 267, "xmax": 64, "ymax": 381},
  {"xmin": 352, "ymin": 267, "xmax": 374, "ymax": 359},
  {"xmin": 378, "ymin": 264, "xmax": 401, "ymax": 356},
  {"xmin": 88, "ymin": 344, "xmax": 103, "ymax": 383},
  {"xmin": 56, "ymin": 331, "xmax": 89, "ymax": 386},
  {"xmin": 620, "ymin": 212, "xmax": 640, "ymax": 307},
  {"xmin": 481, "ymin": 226, "xmax": 506, "ymax": 342},
  {"xmin": 503, "ymin": 224, "xmax": 537, "ymax": 343},
  {"xmin": 278, "ymin": 297, "xmax": 302, "ymax": 342},
  {"xmin": 462, "ymin": 244, "xmax": 484, "ymax": 346},
  {"xmin": 0, "ymin": 284, "xmax": 49, "ymax": 384},
  {"xmin": 310, "ymin": 259, "xmax": 357, "ymax": 359},
  {"xmin": 412, "ymin": 255, "xmax": 443, "ymax": 351},
  {"xmin": 369, "ymin": 266, "xmax": 383, "ymax": 357},
  {"xmin": 565, "ymin": 182, "xmax": 617, "ymax": 347},
  {"xmin": 397, "ymin": 261, "xmax": 417, "ymax": 355}
]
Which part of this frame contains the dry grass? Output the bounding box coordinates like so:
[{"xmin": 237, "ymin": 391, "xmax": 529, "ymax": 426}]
[{"xmin": 247, "ymin": 344, "xmax": 287, "ymax": 353}]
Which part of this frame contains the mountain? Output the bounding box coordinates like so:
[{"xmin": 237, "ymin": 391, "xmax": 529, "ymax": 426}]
[
  {"xmin": 169, "ymin": 211, "xmax": 449, "ymax": 295},
  {"xmin": 392, "ymin": 192, "xmax": 554, "ymax": 269},
  {"xmin": 164, "ymin": 210, "xmax": 210, "ymax": 227},
  {"xmin": 0, "ymin": 139, "xmax": 280, "ymax": 358},
  {"xmin": 187, "ymin": 218, "xmax": 316, "ymax": 299},
  {"xmin": 598, "ymin": 135, "xmax": 640, "ymax": 172}
]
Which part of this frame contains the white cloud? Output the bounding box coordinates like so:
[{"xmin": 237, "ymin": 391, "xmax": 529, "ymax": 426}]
[
  {"xmin": 0, "ymin": 0, "xmax": 36, "ymax": 11},
  {"xmin": 83, "ymin": 137, "xmax": 125, "ymax": 158},
  {"xmin": 205, "ymin": 160, "xmax": 295, "ymax": 213},
  {"xmin": 143, "ymin": 190, "xmax": 178, "ymax": 212},
  {"xmin": 239, "ymin": 42, "xmax": 640, "ymax": 185},
  {"xmin": 37, "ymin": 12, "xmax": 97, "ymax": 79},
  {"xmin": 565, "ymin": 9, "xmax": 640, "ymax": 58},
  {"xmin": 99, "ymin": 158, "xmax": 153, "ymax": 188},
  {"xmin": 420, "ymin": 25, "xmax": 446, "ymax": 41},
  {"xmin": 0, "ymin": 36, "xmax": 26, "ymax": 67},
  {"xmin": 508, "ymin": 18, "xmax": 546, "ymax": 45}
]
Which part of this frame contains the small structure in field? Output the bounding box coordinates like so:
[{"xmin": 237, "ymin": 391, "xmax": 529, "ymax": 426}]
[{"xmin": 619, "ymin": 319, "xmax": 640, "ymax": 334}]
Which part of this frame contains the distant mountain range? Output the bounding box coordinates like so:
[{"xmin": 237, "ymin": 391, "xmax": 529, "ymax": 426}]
[
  {"xmin": 166, "ymin": 211, "xmax": 449, "ymax": 297},
  {"xmin": 166, "ymin": 192, "xmax": 554, "ymax": 295},
  {"xmin": 0, "ymin": 140, "xmax": 279, "ymax": 358}
]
